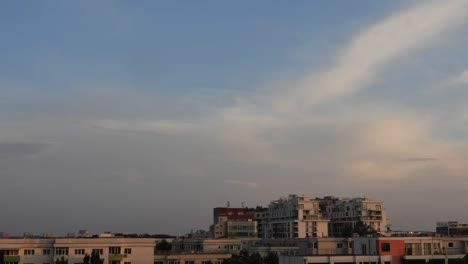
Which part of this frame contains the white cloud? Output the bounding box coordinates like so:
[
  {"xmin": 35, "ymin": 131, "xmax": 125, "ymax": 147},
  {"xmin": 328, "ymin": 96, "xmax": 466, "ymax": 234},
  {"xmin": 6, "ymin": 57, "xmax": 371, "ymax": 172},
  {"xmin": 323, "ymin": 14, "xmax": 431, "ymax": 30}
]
[
  {"xmin": 443, "ymin": 70, "xmax": 468, "ymax": 87},
  {"xmin": 268, "ymin": 0, "xmax": 468, "ymax": 112}
]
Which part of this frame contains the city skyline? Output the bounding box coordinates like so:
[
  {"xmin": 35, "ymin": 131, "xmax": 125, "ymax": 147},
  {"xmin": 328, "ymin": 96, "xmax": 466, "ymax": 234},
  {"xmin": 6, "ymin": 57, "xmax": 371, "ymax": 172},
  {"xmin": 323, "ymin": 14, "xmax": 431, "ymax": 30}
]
[{"xmin": 1, "ymin": 1, "xmax": 468, "ymax": 235}]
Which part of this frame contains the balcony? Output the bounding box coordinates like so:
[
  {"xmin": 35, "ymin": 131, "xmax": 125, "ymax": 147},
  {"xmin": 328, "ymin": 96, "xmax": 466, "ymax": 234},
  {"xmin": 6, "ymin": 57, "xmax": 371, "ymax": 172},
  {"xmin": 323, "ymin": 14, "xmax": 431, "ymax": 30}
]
[
  {"xmin": 109, "ymin": 254, "xmax": 126, "ymax": 261},
  {"xmin": 4, "ymin": 255, "xmax": 21, "ymax": 263}
]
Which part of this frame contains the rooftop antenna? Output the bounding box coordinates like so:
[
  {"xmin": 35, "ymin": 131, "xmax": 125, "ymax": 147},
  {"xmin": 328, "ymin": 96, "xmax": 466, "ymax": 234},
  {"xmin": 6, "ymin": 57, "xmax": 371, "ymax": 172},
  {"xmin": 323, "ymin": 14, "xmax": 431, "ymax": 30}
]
[
  {"xmin": 227, "ymin": 201, "xmax": 230, "ymax": 208},
  {"xmin": 242, "ymin": 202, "xmax": 245, "ymax": 208}
]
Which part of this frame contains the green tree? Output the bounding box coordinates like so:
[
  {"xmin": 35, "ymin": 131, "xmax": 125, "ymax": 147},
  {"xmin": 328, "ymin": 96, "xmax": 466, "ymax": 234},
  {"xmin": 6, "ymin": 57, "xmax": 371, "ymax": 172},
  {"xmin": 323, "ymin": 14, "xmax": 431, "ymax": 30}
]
[
  {"xmin": 222, "ymin": 251, "xmax": 278, "ymax": 264},
  {"xmin": 83, "ymin": 253, "xmax": 90, "ymax": 264},
  {"xmin": 341, "ymin": 221, "xmax": 377, "ymax": 237},
  {"xmin": 248, "ymin": 253, "xmax": 262, "ymax": 264},
  {"xmin": 90, "ymin": 250, "xmax": 104, "ymax": 264},
  {"xmin": 156, "ymin": 240, "xmax": 172, "ymax": 252},
  {"xmin": 263, "ymin": 252, "xmax": 278, "ymax": 264},
  {"xmin": 353, "ymin": 221, "xmax": 377, "ymax": 237},
  {"xmin": 454, "ymin": 254, "xmax": 468, "ymax": 264},
  {"xmin": 55, "ymin": 256, "xmax": 68, "ymax": 264},
  {"xmin": 341, "ymin": 223, "xmax": 354, "ymax": 237}
]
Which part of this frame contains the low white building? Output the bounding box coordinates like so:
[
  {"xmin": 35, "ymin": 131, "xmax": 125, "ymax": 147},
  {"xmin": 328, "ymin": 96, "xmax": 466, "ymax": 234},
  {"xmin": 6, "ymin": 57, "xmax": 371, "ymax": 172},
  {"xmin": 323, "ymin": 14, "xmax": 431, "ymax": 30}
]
[{"xmin": 0, "ymin": 237, "xmax": 156, "ymax": 264}]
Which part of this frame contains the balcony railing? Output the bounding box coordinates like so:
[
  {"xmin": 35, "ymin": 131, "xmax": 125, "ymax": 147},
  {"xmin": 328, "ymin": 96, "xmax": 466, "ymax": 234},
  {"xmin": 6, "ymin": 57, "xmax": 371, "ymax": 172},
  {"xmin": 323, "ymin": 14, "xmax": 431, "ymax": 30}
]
[
  {"xmin": 4, "ymin": 255, "xmax": 21, "ymax": 263},
  {"xmin": 109, "ymin": 254, "xmax": 126, "ymax": 261},
  {"xmin": 405, "ymin": 248, "xmax": 467, "ymax": 256}
]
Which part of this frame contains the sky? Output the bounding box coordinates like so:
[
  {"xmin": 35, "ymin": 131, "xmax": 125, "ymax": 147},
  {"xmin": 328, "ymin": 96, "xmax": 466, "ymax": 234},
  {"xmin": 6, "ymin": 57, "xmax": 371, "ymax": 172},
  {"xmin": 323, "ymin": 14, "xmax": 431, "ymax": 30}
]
[{"xmin": 1, "ymin": 0, "xmax": 468, "ymax": 236}]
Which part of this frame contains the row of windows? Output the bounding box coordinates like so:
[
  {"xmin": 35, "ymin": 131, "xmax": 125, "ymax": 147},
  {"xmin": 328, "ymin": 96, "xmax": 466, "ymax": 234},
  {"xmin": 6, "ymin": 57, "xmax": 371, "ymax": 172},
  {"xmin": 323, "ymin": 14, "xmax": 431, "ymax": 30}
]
[
  {"xmin": 21, "ymin": 247, "xmax": 130, "ymax": 256},
  {"xmin": 0, "ymin": 250, "xmax": 19, "ymax": 255}
]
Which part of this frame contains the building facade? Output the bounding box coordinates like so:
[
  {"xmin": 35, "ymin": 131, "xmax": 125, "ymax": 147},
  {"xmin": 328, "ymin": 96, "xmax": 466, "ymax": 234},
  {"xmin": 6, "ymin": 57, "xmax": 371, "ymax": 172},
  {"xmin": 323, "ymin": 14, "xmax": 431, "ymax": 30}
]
[
  {"xmin": 0, "ymin": 238, "xmax": 238, "ymax": 264},
  {"xmin": 279, "ymin": 237, "xmax": 468, "ymax": 264},
  {"xmin": 266, "ymin": 195, "xmax": 329, "ymax": 239},
  {"xmin": 210, "ymin": 207, "xmax": 257, "ymax": 239},
  {"xmin": 0, "ymin": 238, "xmax": 156, "ymax": 264},
  {"xmin": 319, "ymin": 196, "xmax": 390, "ymax": 237},
  {"xmin": 436, "ymin": 221, "xmax": 468, "ymax": 236}
]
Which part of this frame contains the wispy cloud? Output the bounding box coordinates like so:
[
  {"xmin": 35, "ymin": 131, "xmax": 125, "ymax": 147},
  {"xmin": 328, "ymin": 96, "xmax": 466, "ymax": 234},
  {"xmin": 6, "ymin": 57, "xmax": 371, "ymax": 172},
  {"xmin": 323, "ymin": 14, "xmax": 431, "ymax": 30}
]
[
  {"xmin": 0, "ymin": 142, "xmax": 50, "ymax": 159},
  {"xmin": 400, "ymin": 158, "xmax": 439, "ymax": 162},
  {"xmin": 87, "ymin": 119, "xmax": 198, "ymax": 135},
  {"xmin": 269, "ymin": 0, "xmax": 468, "ymax": 111},
  {"xmin": 224, "ymin": 179, "xmax": 258, "ymax": 189},
  {"xmin": 442, "ymin": 70, "xmax": 468, "ymax": 88}
]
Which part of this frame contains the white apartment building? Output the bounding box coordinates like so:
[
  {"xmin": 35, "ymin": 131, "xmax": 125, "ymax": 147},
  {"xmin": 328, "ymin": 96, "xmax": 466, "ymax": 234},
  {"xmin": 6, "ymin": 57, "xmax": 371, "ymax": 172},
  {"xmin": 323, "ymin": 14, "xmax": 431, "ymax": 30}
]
[
  {"xmin": 321, "ymin": 196, "xmax": 390, "ymax": 237},
  {"xmin": 266, "ymin": 195, "xmax": 329, "ymax": 239}
]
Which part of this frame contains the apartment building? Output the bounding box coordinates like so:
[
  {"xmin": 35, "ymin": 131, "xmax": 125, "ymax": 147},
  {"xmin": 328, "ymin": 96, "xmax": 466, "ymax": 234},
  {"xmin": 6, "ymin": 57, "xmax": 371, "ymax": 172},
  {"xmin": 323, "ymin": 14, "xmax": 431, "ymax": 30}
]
[
  {"xmin": 319, "ymin": 196, "xmax": 390, "ymax": 237},
  {"xmin": 266, "ymin": 195, "xmax": 329, "ymax": 239},
  {"xmin": 210, "ymin": 207, "xmax": 258, "ymax": 239},
  {"xmin": 279, "ymin": 236, "xmax": 468, "ymax": 264},
  {"xmin": 436, "ymin": 221, "xmax": 468, "ymax": 236},
  {"xmin": 0, "ymin": 237, "xmax": 157, "ymax": 264},
  {"xmin": 247, "ymin": 207, "xmax": 269, "ymax": 239}
]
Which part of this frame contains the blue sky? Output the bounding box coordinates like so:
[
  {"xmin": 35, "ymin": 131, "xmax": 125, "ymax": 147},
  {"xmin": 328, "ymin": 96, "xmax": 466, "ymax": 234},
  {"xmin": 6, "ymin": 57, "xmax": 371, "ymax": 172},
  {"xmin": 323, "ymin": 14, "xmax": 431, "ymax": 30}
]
[{"xmin": 1, "ymin": 1, "xmax": 468, "ymax": 235}]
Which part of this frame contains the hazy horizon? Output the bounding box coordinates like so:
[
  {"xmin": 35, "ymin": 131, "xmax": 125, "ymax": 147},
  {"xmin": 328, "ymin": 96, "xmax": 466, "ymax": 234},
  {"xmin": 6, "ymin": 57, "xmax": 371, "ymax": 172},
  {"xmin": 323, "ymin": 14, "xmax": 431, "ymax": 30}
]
[{"xmin": 1, "ymin": 0, "xmax": 468, "ymax": 236}]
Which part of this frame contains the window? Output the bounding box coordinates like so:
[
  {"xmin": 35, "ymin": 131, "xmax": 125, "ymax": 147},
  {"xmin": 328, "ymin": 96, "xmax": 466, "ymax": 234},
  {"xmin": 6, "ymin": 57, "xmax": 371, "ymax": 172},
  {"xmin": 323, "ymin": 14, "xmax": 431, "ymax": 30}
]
[
  {"xmin": 185, "ymin": 261, "xmax": 195, "ymax": 264},
  {"xmin": 109, "ymin": 247, "xmax": 121, "ymax": 254},
  {"xmin": 337, "ymin": 243, "xmax": 343, "ymax": 249},
  {"xmin": 124, "ymin": 248, "xmax": 132, "ymax": 254},
  {"xmin": 43, "ymin": 249, "xmax": 51, "ymax": 255},
  {"xmin": 154, "ymin": 262, "xmax": 164, "ymax": 264},
  {"xmin": 202, "ymin": 261, "xmax": 212, "ymax": 264},
  {"xmin": 448, "ymin": 243, "xmax": 454, "ymax": 248},
  {"xmin": 92, "ymin": 249, "xmax": 104, "ymax": 255},
  {"xmin": 2, "ymin": 250, "xmax": 19, "ymax": 255},
  {"xmin": 381, "ymin": 243, "xmax": 391, "ymax": 252},
  {"xmin": 168, "ymin": 261, "xmax": 180, "ymax": 264},
  {"xmin": 24, "ymin": 249, "xmax": 35, "ymax": 255},
  {"xmin": 75, "ymin": 249, "xmax": 86, "ymax": 255},
  {"xmin": 124, "ymin": 262, "xmax": 131, "ymax": 264},
  {"xmin": 55, "ymin": 247, "xmax": 69, "ymax": 255}
]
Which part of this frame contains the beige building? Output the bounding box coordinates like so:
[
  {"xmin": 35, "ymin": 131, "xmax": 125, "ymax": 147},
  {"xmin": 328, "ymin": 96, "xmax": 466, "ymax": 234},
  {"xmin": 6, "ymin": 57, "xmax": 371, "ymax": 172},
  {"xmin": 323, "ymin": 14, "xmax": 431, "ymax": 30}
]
[
  {"xmin": 211, "ymin": 207, "xmax": 258, "ymax": 239},
  {"xmin": 0, "ymin": 237, "xmax": 158, "ymax": 264},
  {"xmin": 319, "ymin": 196, "xmax": 390, "ymax": 237},
  {"xmin": 266, "ymin": 195, "xmax": 329, "ymax": 239}
]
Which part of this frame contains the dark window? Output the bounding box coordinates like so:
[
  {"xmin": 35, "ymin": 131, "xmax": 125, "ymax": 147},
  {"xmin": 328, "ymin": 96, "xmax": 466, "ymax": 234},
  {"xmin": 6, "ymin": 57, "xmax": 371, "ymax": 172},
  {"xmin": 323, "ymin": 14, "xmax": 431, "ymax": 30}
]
[
  {"xmin": 448, "ymin": 243, "xmax": 454, "ymax": 248},
  {"xmin": 381, "ymin": 243, "xmax": 391, "ymax": 252}
]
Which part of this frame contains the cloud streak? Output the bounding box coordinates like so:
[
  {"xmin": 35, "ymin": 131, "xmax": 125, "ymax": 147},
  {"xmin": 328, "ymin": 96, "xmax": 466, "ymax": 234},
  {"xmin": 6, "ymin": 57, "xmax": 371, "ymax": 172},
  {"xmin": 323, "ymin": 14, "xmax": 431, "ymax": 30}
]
[
  {"xmin": 269, "ymin": 0, "xmax": 468, "ymax": 111},
  {"xmin": 224, "ymin": 179, "xmax": 258, "ymax": 189},
  {"xmin": 87, "ymin": 119, "xmax": 198, "ymax": 135},
  {"xmin": 0, "ymin": 142, "xmax": 50, "ymax": 159}
]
